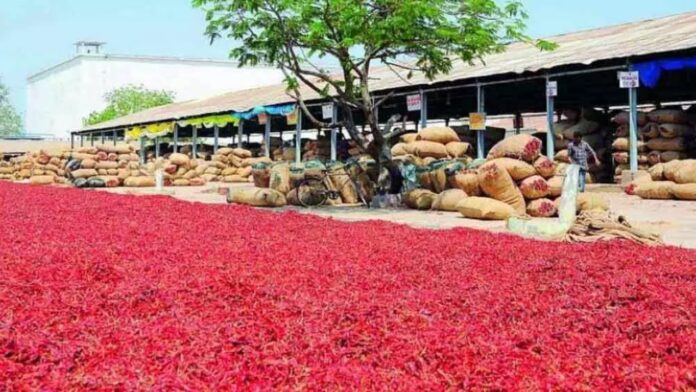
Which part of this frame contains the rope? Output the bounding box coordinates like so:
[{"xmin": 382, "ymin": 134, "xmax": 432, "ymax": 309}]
[{"xmin": 564, "ymin": 210, "xmax": 663, "ymax": 246}]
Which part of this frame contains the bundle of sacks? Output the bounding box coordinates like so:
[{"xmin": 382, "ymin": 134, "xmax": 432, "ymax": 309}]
[
  {"xmin": 1, "ymin": 150, "xmax": 70, "ymax": 185},
  {"xmin": 612, "ymin": 108, "xmax": 695, "ymax": 183},
  {"xmin": 68, "ymin": 144, "xmax": 153, "ymax": 188},
  {"xmin": 553, "ymin": 108, "xmax": 612, "ymax": 184},
  {"xmin": 626, "ymin": 159, "xmax": 696, "ymax": 201},
  {"xmin": 303, "ymin": 134, "xmax": 332, "ymax": 161},
  {"xmin": 142, "ymin": 153, "xmax": 207, "ymax": 187},
  {"xmin": 209, "ymin": 147, "xmax": 271, "ymax": 183},
  {"xmin": 391, "ymin": 126, "xmax": 474, "ymax": 164},
  {"xmin": 404, "ymin": 134, "xmax": 608, "ymax": 220}
]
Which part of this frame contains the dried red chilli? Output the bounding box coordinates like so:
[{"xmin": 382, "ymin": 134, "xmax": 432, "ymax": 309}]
[{"xmin": 0, "ymin": 182, "xmax": 694, "ymax": 390}]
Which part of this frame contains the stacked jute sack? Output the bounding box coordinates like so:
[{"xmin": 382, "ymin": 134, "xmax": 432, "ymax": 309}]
[
  {"xmin": 142, "ymin": 153, "xmax": 207, "ymax": 187},
  {"xmin": 1, "ymin": 150, "xmax": 70, "ymax": 185},
  {"xmin": 611, "ymin": 109, "xmax": 695, "ymax": 183},
  {"xmin": 553, "ymin": 108, "xmax": 612, "ymax": 184},
  {"xmin": 403, "ymin": 134, "xmax": 608, "ymax": 220},
  {"xmin": 68, "ymin": 144, "xmax": 154, "ymax": 188},
  {"xmin": 626, "ymin": 159, "xmax": 696, "ymax": 201},
  {"xmin": 303, "ymin": 135, "xmax": 332, "ymax": 161},
  {"xmin": 207, "ymin": 147, "xmax": 272, "ymax": 183},
  {"xmin": 391, "ymin": 126, "xmax": 473, "ymax": 163}
]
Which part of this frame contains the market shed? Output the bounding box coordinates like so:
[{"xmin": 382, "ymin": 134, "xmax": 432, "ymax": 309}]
[{"xmin": 73, "ymin": 11, "xmax": 696, "ymax": 170}]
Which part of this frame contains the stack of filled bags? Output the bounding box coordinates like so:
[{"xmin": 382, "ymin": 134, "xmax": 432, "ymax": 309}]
[
  {"xmin": 68, "ymin": 144, "xmax": 153, "ymax": 188},
  {"xmin": 3, "ymin": 150, "xmax": 70, "ymax": 185},
  {"xmin": 553, "ymin": 108, "xmax": 612, "ymax": 184},
  {"xmin": 612, "ymin": 108, "xmax": 694, "ymax": 183},
  {"xmin": 214, "ymin": 147, "xmax": 271, "ymax": 183},
  {"xmin": 143, "ymin": 153, "xmax": 207, "ymax": 187},
  {"xmin": 303, "ymin": 135, "xmax": 331, "ymax": 161},
  {"xmin": 391, "ymin": 126, "xmax": 473, "ymax": 164},
  {"xmin": 626, "ymin": 159, "xmax": 696, "ymax": 201}
]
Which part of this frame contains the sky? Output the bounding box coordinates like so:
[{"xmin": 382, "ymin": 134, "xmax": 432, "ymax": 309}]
[{"xmin": 1, "ymin": 0, "xmax": 695, "ymax": 122}]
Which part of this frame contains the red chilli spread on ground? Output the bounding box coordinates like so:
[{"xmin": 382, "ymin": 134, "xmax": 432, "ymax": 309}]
[{"xmin": 0, "ymin": 182, "xmax": 694, "ymax": 389}]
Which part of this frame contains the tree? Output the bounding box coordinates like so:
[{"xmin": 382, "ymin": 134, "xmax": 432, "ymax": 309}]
[
  {"xmin": 84, "ymin": 84, "xmax": 176, "ymax": 126},
  {"xmin": 0, "ymin": 79, "xmax": 22, "ymax": 136},
  {"xmin": 193, "ymin": 0, "xmax": 554, "ymax": 166}
]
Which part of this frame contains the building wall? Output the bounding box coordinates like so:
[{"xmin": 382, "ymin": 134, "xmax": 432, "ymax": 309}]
[{"xmin": 26, "ymin": 56, "xmax": 284, "ymax": 139}]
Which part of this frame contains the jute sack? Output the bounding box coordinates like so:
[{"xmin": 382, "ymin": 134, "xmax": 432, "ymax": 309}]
[
  {"xmin": 201, "ymin": 174, "xmax": 219, "ymax": 182},
  {"xmin": 649, "ymin": 163, "xmax": 665, "ymax": 181},
  {"xmin": 77, "ymin": 146, "xmax": 98, "ymax": 154},
  {"xmin": 647, "ymin": 137, "xmax": 686, "ymax": 151},
  {"xmin": 71, "ymin": 169, "xmax": 98, "ymax": 179},
  {"xmin": 576, "ymin": 193, "xmax": 609, "ymax": 212},
  {"xmin": 81, "ymin": 159, "xmax": 97, "ymax": 169},
  {"xmin": 547, "ymin": 176, "xmax": 564, "ymax": 198},
  {"xmin": 489, "ymin": 158, "xmax": 536, "ymax": 181},
  {"xmin": 661, "ymin": 151, "xmax": 687, "ymax": 163},
  {"xmin": 612, "ymin": 111, "xmax": 647, "ymax": 126},
  {"xmin": 612, "ymin": 137, "xmax": 647, "ymax": 152},
  {"xmin": 217, "ymin": 147, "xmax": 234, "ymax": 155},
  {"xmin": 251, "ymin": 163, "xmax": 271, "ymax": 188},
  {"xmin": 417, "ymin": 126, "xmax": 460, "ymax": 144},
  {"xmin": 211, "ymin": 154, "xmax": 229, "ymax": 164},
  {"xmin": 411, "ymin": 141, "xmax": 449, "ymax": 159},
  {"xmin": 674, "ymin": 160, "xmax": 696, "ymax": 184},
  {"xmin": 391, "ymin": 143, "xmax": 408, "ymax": 156},
  {"xmin": 659, "ymin": 124, "xmax": 695, "ymax": 138},
  {"xmin": 672, "ymin": 184, "xmax": 696, "ymax": 200},
  {"xmin": 96, "ymin": 161, "xmax": 119, "ymax": 170},
  {"xmin": 445, "ymin": 142, "xmax": 471, "ymax": 158},
  {"xmin": 400, "ymin": 133, "xmax": 418, "ymax": 143},
  {"xmin": 404, "ymin": 189, "xmax": 437, "ymax": 210},
  {"xmin": 448, "ymin": 169, "xmax": 481, "ymax": 196},
  {"xmin": 232, "ymin": 148, "xmax": 253, "ymax": 158},
  {"xmin": 96, "ymin": 176, "xmax": 120, "ymax": 187},
  {"xmin": 553, "ymin": 120, "xmax": 575, "ymax": 138},
  {"xmin": 30, "ymin": 175, "xmax": 55, "ymax": 185},
  {"xmin": 242, "ymin": 157, "xmax": 273, "ymax": 167},
  {"xmin": 269, "ymin": 163, "xmax": 291, "ymax": 195},
  {"xmin": 477, "ymin": 161, "xmax": 526, "ymax": 214},
  {"xmin": 648, "ymin": 109, "xmax": 689, "ymax": 124},
  {"xmin": 527, "ymin": 198, "xmax": 557, "ymax": 218},
  {"xmin": 613, "ymin": 152, "xmax": 629, "ymax": 164},
  {"xmin": 96, "ymin": 144, "xmax": 133, "ymax": 154},
  {"xmin": 647, "ymin": 151, "xmax": 662, "ymax": 165},
  {"xmin": 554, "ymin": 150, "xmax": 570, "ymax": 163},
  {"xmin": 428, "ymin": 161, "xmax": 449, "ymax": 193},
  {"xmin": 228, "ymin": 187, "xmax": 287, "ymax": 207},
  {"xmin": 663, "ymin": 160, "xmax": 687, "ymax": 181},
  {"xmin": 562, "ymin": 119, "xmax": 600, "ymax": 139},
  {"xmin": 533, "ymin": 156, "xmax": 555, "ymax": 179},
  {"xmin": 124, "ymin": 176, "xmax": 155, "ymax": 187},
  {"xmin": 205, "ymin": 167, "xmax": 222, "ymax": 176},
  {"xmin": 431, "ymin": 189, "xmax": 468, "ymax": 212},
  {"xmin": 237, "ymin": 166, "xmax": 252, "ymax": 177},
  {"xmin": 169, "ymin": 153, "xmax": 190, "ymax": 166},
  {"xmin": 641, "ymin": 123, "xmax": 660, "ymax": 138},
  {"xmin": 220, "ymin": 167, "xmax": 237, "ymax": 176},
  {"xmin": 487, "ymin": 134, "xmax": 542, "ymax": 163},
  {"xmin": 286, "ymin": 188, "xmax": 302, "ymax": 206},
  {"xmin": 327, "ymin": 162, "xmax": 358, "ymax": 204},
  {"xmin": 519, "ymin": 175, "xmax": 550, "ymax": 200},
  {"xmin": 222, "ymin": 175, "xmax": 248, "ymax": 183},
  {"xmin": 416, "ymin": 166, "xmax": 434, "ymax": 191},
  {"xmin": 190, "ymin": 178, "xmax": 206, "ymax": 186},
  {"xmin": 615, "ymin": 124, "xmax": 630, "ymax": 137},
  {"xmin": 457, "ymin": 197, "xmax": 516, "ymax": 220},
  {"xmin": 635, "ymin": 181, "xmax": 674, "ymax": 200},
  {"xmin": 172, "ymin": 179, "xmax": 191, "ymax": 187}
]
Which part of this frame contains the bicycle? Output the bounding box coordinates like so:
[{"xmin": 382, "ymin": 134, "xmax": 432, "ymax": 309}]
[{"xmin": 296, "ymin": 162, "xmax": 372, "ymax": 208}]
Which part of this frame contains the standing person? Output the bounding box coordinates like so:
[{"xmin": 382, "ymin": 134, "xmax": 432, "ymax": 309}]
[{"xmin": 568, "ymin": 131, "xmax": 601, "ymax": 192}]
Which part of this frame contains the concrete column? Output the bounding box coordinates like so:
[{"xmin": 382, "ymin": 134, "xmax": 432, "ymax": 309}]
[
  {"xmin": 264, "ymin": 120, "xmax": 271, "ymax": 158},
  {"xmin": 546, "ymin": 77, "xmax": 556, "ymax": 159},
  {"xmin": 476, "ymin": 84, "xmax": 485, "ymax": 160}
]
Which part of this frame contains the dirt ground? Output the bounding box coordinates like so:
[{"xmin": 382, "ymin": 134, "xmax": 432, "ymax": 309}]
[{"xmin": 102, "ymin": 183, "xmax": 696, "ymax": 249}]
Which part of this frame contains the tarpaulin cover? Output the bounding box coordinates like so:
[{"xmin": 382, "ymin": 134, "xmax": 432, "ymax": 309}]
[
  {"xmin": 232, "ymin": 104, "xmax": 296, "ymax": 120},
  {"xmin": 635, "ymin": 56, "xmax": 696, "ymax": 88}
]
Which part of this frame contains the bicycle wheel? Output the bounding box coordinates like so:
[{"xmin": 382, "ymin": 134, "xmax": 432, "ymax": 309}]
[{"xmin": 298, "ymin": 177, "xmax": 329, "ymax": 207}]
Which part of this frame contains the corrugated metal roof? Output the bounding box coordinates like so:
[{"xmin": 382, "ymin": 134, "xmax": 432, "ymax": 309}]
[{"xmin": 79, "ymin": 11, "xmax": 696, "ymax": 133}]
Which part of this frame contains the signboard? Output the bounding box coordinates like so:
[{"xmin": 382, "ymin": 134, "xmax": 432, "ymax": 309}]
[
  {"xmin": 407, "ymin": 94, "xmax": 422, "ymax": 112},
  {"xmin": 546, "ymin": 81, "xmax": 558, "ymax": 97},
  {"xmin": 469, "ymin": 112, "xmax": 487, "ymax": 131},
  {"xmin": 618, "ymin": 71, "xmax": 640, "ymax": 88},
  {"xmin": 286, "ymin": 109, "xmax": 298, "ymax": 125},
  {"xmin": 322, "ymin": 104, "xmax": 333, "ymax": 120},
  {"xmin": 257, "ymin": 112, "xmax": 268, "ymax": 125}
]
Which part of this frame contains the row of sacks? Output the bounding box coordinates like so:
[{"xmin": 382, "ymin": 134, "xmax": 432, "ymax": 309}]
[
  {"xmin": 611, "ymin": 108, "xmax": 696, "ymax": 183},
  {"xmin": 66, "ymin": 144, "xmax": 155, "ymax": 188},
  {"xmin": 391, "ymin": 126, "xmax": 474, "ymax": 160},
  {"xmin": 0, "ymin": 151, "xmax": 71, "ymax": 185},
  {"xmin": 207, "ymin": 147, "xmax": 272, "ymax": 183},
  {"xmin": 626, "ymin": 159, "xmax": 696, "ymax": 200},
  {"xmin": 403, "ymin": 134, "xmax": 608, "ymax": 220}
]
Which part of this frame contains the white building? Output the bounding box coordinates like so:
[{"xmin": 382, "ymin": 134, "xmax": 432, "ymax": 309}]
[{"xmin": 26, "ymin": 42, "xmax": 285, "ymax": 139}]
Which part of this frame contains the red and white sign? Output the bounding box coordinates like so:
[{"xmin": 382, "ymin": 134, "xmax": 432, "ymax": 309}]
[{"xmin": 407, "ymin": 94, "xmax": 422, "ymax": 112}]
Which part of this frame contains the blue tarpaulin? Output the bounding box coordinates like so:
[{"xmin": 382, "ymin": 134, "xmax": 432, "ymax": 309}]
[
  {"xmin": 232, "ymin": 104, "xmax": 296, "ymax": 120},
  {"xmin": 635, "ymin": 56, "xmax": 696, "ymax": 88}
]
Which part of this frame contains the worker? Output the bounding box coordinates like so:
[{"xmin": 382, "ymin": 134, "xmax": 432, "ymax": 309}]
[{"xmin": 568, "ymin": 131, "xmax": 601, "ymax": 192}]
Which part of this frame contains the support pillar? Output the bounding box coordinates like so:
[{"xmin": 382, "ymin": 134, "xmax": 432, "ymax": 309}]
[
  {"xmin": 331, "ymin": 104, "xmax": 338, "ymax": 161},
  {"xmin": 237, "ymin": 120, "xmax": 244, "ymax": 148},
  {"xmin": 139, "ymin": 136, "xmax": 146, "ymax": 163},
  {"xmin": 295, "ymin": 113, "xmax": 302, "ymax": 164},
  {"xmin": 80, "ymin": 135, "xmax": 84, "ymax": 147},
  {"xmin": 101, "ymin": 131, "xmax": 105, "ymax": 145},
  {"xmin": 213, "ymin": 125, "xmax": 220, "ymax": 154},
  {"xmin": 90, "ymin": 133, "xmax": 95, "ymax": 146},
  {"xmin": 476, "ymin": 84, "xmax": 485, "ymax": 160},
  {"xmin": 112, "ymin": 129, "xmax": 117, "ymax": 146},
  {"xmin": 420, "ymin": 89, "xmax": 428, "ymax": 129},
  {"xmin": 71, "ymin": 134, "xmax": 75, "ymax": 150},
  {"xmin": 172, "ymin": 124, "xmax": 178, "ymax": 153},
  {"xmin": 545, "ymin": 77, "xmax": 556, "ymax": 159},
  {"xmin": 155, "ymin": 137, "xmax": 160, "ymax": 158},
  {"xmin": 264, "ymin": 120, "xmax": 271, "ymax": 158},
  {"xmin": 628, "ymin": 72, "xmax": 639, "ymax": 173},
  {"xmin": 192, "ymin": 126, "xmax": 198, "ymax": 158}
]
